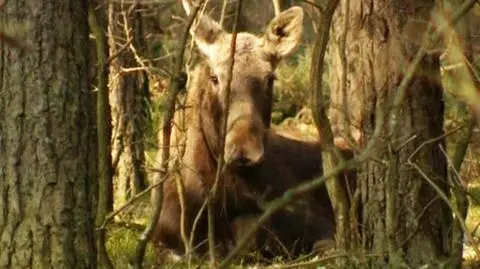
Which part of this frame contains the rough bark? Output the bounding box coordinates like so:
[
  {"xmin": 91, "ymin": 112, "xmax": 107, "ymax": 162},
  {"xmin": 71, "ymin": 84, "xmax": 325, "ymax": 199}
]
[
  {"xmin": 328, "ymin": 0, "xmax": 450, "ymax": 267},
  {"xmin": 0, "ymin": 1, "xmax": 96, "ymax": 268},
  {"xmin": 108, "ymin": 3, "xmax": 148, "ymax": 208}
]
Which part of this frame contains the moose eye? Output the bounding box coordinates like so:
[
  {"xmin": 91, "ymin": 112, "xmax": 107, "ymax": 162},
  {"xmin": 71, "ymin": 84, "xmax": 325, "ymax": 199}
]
[{"xmin": 209, "ymin": 75, "xmax": 219, "ymax": 85}]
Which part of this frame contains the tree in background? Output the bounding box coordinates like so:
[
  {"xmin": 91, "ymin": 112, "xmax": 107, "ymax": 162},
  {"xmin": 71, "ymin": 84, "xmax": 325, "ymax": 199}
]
[
  {"xmin": 0, "ymin": 0, "xmax": 97, "ymax": 268},
  {"xmin": 108, "ymin": 1, "xmax": 150, "ymax": 207}
]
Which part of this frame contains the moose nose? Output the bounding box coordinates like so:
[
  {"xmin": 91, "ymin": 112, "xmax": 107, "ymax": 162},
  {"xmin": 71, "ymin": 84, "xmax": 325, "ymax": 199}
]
[
  {"xmin": 224, "ymin": 114, "xmax": 265, "ymax": 167},
  {"xmin": 226, "ymin": 147, "xmax": 264, "ymax": 167},
  {"xmin": 229, "ymin": 149, "xmax": 263, "ymax": 166}
]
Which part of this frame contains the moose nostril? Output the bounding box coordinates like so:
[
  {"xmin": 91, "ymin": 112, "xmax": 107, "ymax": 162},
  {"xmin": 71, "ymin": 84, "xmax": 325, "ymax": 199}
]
[
  {"xmin": 229, "ymin": 150, "xmax": 251, "ymax": 167},
  {"xmin": 236, "ymin": 156, "xmax": 251, "ymax": 166}
]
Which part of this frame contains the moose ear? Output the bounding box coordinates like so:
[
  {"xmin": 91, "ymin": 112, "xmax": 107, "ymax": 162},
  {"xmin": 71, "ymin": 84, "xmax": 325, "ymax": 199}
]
[
  {"xmin": 183, "ymin": 0, "xmax": 226, "ymax": 59},
  {"xmin": 263, "ymin": 6, "xmax": 304, "ymax": 59}
]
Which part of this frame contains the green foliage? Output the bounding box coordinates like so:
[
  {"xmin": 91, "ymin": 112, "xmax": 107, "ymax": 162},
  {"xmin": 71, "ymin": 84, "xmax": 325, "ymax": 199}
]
[
  {"xmin": 106, "ymin": 225, "xmax": 156, "ymax": 269},
  {"xmin": 144, "ymin": 93, "xmax": 167, "ymax": 152},
  {"xmin": 273, "ymin": 46, "xmax": 331, "ymax": 124},
  {"xmin": 273, "ymin": 46, "xmax": 312, "ymax": 123}
]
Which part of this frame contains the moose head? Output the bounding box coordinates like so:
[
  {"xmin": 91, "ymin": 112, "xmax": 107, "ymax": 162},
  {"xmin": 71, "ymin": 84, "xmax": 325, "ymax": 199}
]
[{"xmin": 183, "ymin": 0, "xmax": 304, "ymax": 168}]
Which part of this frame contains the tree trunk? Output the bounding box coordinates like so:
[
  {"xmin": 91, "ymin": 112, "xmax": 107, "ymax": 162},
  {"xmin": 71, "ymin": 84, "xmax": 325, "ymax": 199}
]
[
  {"xmin": 108, "ymin": 3, "xmax": 149, "ymax": 208},
  {"xmin": 0, "ymin": 1, "xmax": 96, "ymax": 268},
  {"xmin": 328, "ymin": 0, "xmax": 451, "ymax": 267}
]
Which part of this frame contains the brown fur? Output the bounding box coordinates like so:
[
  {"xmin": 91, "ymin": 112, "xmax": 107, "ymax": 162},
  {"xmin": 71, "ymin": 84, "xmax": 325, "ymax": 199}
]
[
  {"xmin": 152, "ymin": 4, "xmax": 354, "ymax": 262},
  {"xmin": 151, "ymin": 61, "xmax": 346, "ymax": 260}
]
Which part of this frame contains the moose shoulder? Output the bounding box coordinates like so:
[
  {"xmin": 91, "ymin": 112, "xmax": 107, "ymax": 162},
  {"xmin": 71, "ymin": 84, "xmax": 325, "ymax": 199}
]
[{"xmin": 152, "ymin": 1, "xmax": 354, "ymax": 262}]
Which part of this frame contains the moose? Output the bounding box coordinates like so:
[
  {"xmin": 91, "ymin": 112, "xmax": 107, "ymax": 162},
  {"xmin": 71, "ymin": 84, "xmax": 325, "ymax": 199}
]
[{"xmin": 152, "ymin": 0, "xmax": 354, "ymax": 262}]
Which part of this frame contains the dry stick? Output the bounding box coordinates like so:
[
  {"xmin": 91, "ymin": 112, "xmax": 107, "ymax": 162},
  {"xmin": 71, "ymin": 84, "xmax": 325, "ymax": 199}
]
[
  {"xmin": 107, "ymin": 37, "xmax": 133, "ymax": 64},
  {"xmin": 406, "ymin": 132, "xmax": 480, "ymax": 259},
  {"xmin": 207, "ymin": 0, "xmax": 243, "ymax": 265},
  {"xmin": 272, "ymin": 0, "xmax": 281, "ymax": 16},
  {"xmin": 388, "ymin": 0, "xmax": 478, "ymax": 137},
  {"xmin": 131, "ymin": 3, "xmax": 203, "ymax": 268},
  {"xmin": 89, "ymin": 4, "xmax": 115, "ymax": 269}
]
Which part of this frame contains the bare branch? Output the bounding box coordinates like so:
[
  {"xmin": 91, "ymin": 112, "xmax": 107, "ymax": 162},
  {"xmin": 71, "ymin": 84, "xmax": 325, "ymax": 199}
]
[
  {"xmin": 208, "ymin": 0, "xmax": 243, "ymax": 265},
  {"xmin": 131, "ymin": 1, "xmax": 205, "ymax": 268},
  {"xmin": 406, "ymin": 132, "xmax": 480, "ymax": 259}
]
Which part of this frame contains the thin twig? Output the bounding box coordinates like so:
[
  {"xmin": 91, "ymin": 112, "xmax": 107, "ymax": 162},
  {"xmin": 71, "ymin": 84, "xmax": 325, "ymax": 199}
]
[
  {"xmin": 107, "ymin": 36, "xmax": 133, "ymax": 63},
  {"xmin": 208, "ymin": 0, "xmax": 243, "ymax": 265},
  {"xmin": 131, "ymin": 2, "xmax": 204, "ymax": 268},
  {"xmin": 406, "ymin": 133, "xmax": 480, "ymax": 259}
]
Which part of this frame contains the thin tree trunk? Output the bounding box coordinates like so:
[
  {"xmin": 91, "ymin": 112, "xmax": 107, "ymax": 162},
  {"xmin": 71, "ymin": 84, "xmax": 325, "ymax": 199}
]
[
  {"xmin": 108, "ymin": 3, "xmax": 148, "ymax": 209},
  {"xmin": 310, "ymin": 0, "xmax": 352, "ymax": 262},
  {"xmin": 89, "ymin": 2, "xmax": 114, "ymax": 269},
  {"xmin": 0, "ymin": 1, "xmax": 97, "ymax": 268}
]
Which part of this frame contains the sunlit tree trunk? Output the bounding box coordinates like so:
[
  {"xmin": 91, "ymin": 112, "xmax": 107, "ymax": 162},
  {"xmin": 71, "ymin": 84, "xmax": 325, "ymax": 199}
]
[
  {"xmin": 328, "ymin": 0, "xmax": 451, "ymax": 267},
  {"xmin": 108, "ymin": 3, "xmax": 149, "ymax": 208},
  {"xmin": 0, "ymin": 1, "xmax": 97, "ymax": 268}
]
